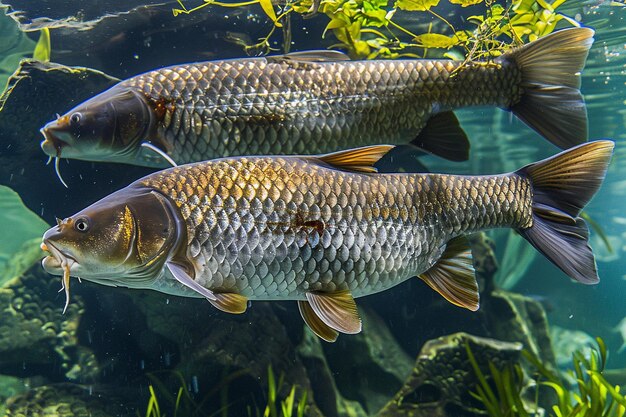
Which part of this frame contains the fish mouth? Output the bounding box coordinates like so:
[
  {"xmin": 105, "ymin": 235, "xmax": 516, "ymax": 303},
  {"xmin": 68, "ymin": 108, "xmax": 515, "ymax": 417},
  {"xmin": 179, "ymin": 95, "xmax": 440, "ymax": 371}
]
[
  {"xmin": 40, "ymin": 123, "xmax": 72, "ymax": 188},
  {"xmin": 41, "ymin": 240, "xmax": 78, "ymax": 314},
  {"xmin": 40, "ymin": 118, "xmax": 74, "ymax": 156}
]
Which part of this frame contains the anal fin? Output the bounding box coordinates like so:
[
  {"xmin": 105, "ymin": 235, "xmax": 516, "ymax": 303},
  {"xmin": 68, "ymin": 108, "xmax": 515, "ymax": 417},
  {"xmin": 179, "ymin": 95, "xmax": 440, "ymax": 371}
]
[
  {"xmin": 419, "ymin": 236, "xmax": 479, "ymax": 311},
  {"xmin": 411, "ymin": 111, "xmax": 470, "ymax": 162},
  {"xmin": 210, "ymin": 293, "xmax": 248, "ymax": 314},
  {"xmin": 305, "ymin": 290, "xmax": 362, "ymax": 334},
  {"xmin": 298, "ymin": 300, "xmax": 338, "ymax": 342}
]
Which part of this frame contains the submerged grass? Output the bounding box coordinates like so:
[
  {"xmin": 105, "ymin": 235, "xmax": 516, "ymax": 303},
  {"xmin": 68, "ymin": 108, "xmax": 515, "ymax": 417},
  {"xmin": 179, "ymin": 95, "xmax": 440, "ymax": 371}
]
[
  {"xmin": 139, "ymin": 367, "xmax": 308, "ymax": 417},
  {"xmin": 248, "ymin": 366, "xmax": 308, "ymax": 417},
  {"xmin": 468, "ymin": 338, "xmax": 626, "ymax": 417},
  {"xmin": 466, "ymin": 341, "xmax": 532, "ymax": 417}
]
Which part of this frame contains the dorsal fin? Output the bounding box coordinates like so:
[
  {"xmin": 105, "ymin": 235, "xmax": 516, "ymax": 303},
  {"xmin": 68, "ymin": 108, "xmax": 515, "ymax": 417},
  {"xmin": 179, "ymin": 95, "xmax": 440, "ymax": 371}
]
[
  {"xmin": 267, "ymin": 50, "xmax": 350, "ymax": 64},
  {"xmin": 419, "ymin": 236, "xmax": 479, "ymax": 311},
  {"xmin": 314, "ymin": 145, "xmax": 394, "ymax": 173}
]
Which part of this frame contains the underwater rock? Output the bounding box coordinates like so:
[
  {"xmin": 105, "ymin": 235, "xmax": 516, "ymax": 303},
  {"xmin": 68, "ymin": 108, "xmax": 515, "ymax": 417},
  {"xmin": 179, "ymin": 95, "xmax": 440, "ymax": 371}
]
[
  {"xmin": 0, "ymin": 374, "xmax": 28, "ymax": 414},
  {"xmin": 0, "ymin": 59, "xmax": 152, "ymax": 221},
  {"xmin": 0, "ymin": 258, "xmax": 95, "ymax": 382},
  {"xmin": 296, "ymin": 329, "xmax": 369, "ymax": 417},
  {"xmin": 179, "ymin": 303, "xmax": 324, "ymax": 417},
  {"xmin": 378, "ymin": 332, "xmax": 522, "ymax": 417},
  {"xmin": 0, "ymin": 60, "xmax": 118, "ymax": 148},
  {"xmin": 324, "ymin": 307, "xmax": 413, "ymax": 415},
  {"xmin": 468, "ymin": 232, "xmax": 498, "ymax": 294},
  {"xmin": 486, "ymin": 289, "xmax": 556, "ymax": 368},
  {"xmin": 127, "ymin": 292, "xmax": 326, "ymax": 416},
  {"xmin": 550, "ymin": 326, "xmax": 596, "ymax": 368},
  {"xmin": 3, "ymin": 383, "xmax": 131, "ymax": 417}
]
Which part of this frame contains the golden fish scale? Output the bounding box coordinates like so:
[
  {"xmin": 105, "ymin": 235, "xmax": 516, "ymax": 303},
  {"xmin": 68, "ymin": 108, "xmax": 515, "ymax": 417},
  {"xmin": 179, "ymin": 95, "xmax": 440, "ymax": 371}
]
[
  {"xmin": 139, "ymin": 157, "xmax": 532, "ymax": 300},
  {"xmin": 124, "ymin": 58, "xmax": 521, "ymax": 162}
]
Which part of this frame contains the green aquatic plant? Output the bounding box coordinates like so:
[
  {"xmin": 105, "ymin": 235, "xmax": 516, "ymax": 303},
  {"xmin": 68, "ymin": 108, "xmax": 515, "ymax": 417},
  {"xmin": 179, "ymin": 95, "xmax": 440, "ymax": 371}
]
[
  {"xmin": 525, "ymin": 337, "xmax": 626, "ymax": 417},
  {"xmin": 467, "ymin": 338, "xmax": 626, "ymax": 417},
  {"xmin": 466, "ymin": 340, "xmax": 533, "ymax": 416},
  {"xmin": 33, "ymin": 27, "xmax": 51, "ymax": 62},
  {"xmin": 140, "ymin": 371, "xmax": 200, "ymax": 417},
  {"xmin": 174, "ymin": 0, "xmax": 580, "ymax": 59},
  {"xmin": 139, "ymin": 367, "xmax": 308, "ymax": 417},
  {"xmin": 251, "ymin": 366, "xmax": 308, "ymax": 417},
  {"xmin": 494, "ymin": 230, "xmax": 537, "ymax": 290},
  {"xmin": 580, "ymin": 211, "xmax": 613, "ymax": 255},
  {"xmin": 143, "ymin": 385, "xmax": 164, "ymax": 417}
]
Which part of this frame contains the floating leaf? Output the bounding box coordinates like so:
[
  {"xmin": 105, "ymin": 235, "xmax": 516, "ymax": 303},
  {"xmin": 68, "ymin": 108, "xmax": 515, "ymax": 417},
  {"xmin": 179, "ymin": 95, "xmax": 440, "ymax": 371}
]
[
  {"xmin": 353, "ymin": 39, "xmax": 371, "ymax": 57},
  {"xmin": 467, "ymin": 14, "xmax": 484, "ymax": 22},
  {"xmin": 361, "ymin": 1, "xmax": 388, "ymax": 26},
  {"xmin": 449, "ymin": 0, "xmax": 483, "ymax": 7},
  {"xmin": 33, "ymin": 27, "xmax": 51, "ymax": 62},
  {"xmin": 536, "ymin": 0, "xmax": 554, "ymax": 11},
  {"xmin": 323, "ymin": 17, "xmax": 348, "ymax": 38},
  {"xmin": 395, "ymin": 0, "xmax": 440, "ymax": 11},
  {"xmin": 511, "ymin": 12, "xmax": 537, "ymax": 24},
  {"xmin": 414, "ymin": 33, "xmax": 459, "ymax": 48},
  {"xmin": 259, "ymin": 0, "xmax": 282, "ymax": 27}
]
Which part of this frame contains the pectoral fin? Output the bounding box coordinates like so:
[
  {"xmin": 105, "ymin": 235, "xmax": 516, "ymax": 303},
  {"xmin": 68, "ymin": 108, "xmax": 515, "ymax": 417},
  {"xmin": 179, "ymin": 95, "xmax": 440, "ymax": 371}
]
[
  {"xmin": 419, "ymin": 236, "xmax": 479, "ymax": 311},
  {"xmin": 411, "ymin": 111, "xmax": 470, "ymax": 162},
  {"xmin": 305, "ymin": 290, "xmax": 362, "ymax": 334},
  {"xmin": 298, "ymin": 300, "xmax": 338, "ymax": 342},
  {"xmin": 166, "ymin": 261, "xmax": 217, "ymax": 301},
  {"xmin": 210, "ymin": 293, "xmax": 248, "ymax": 314}
]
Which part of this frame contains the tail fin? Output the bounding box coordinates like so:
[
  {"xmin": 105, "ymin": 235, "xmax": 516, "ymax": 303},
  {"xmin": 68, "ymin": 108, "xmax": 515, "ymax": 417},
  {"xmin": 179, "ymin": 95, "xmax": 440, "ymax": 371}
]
[
  {"xmin": 516, "ymin": 140, "xmax": 614, "ymax": 284},
  {"xmin": 503, "ymin": 27, "xmax": 594, "ymax": 149}
]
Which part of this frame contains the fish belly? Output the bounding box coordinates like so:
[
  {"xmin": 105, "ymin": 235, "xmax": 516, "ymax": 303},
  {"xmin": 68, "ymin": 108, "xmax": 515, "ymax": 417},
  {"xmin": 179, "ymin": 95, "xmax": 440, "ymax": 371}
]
[{"xmin": 190, "ymin": 217, "xmax": 444, "ymax": 301}]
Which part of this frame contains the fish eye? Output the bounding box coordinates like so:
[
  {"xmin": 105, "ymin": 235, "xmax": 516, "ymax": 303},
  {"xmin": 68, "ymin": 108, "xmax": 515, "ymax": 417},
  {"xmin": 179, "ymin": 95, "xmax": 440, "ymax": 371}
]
[
  {"xmin": 74, "ymin": 217, "xmax": 90, "ymax": 232},
  {"xmin": 69, "ymin": 112, "xmax": 82, "ymax": 127}
]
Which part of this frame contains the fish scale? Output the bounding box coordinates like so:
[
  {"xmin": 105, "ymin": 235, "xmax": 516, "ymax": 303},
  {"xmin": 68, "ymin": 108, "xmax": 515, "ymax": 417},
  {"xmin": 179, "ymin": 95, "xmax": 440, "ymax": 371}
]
[
  {"xmin": 124, "ymin": 58, "xmax": 519, "ymax": 162},
  {"xmin": 138, "ymin": 155, "xmax": 532, "ymax": 300},
  {"xmin": 41, "ymin": 29, "xmax": 595, "ymax": 176},
  {"xmin": 41, "ymin": 140, "xmax": 612, "ymax": 341}
]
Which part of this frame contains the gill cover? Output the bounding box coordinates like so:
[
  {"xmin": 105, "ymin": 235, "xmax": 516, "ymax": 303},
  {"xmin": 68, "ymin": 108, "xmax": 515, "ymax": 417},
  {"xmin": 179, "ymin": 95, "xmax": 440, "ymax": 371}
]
[
  {"xmin": 42, "ymin": 186, "xmax": 180, "ymax": 285},
  {"xmin": 40, "ymin": 86, "xmax": 157, "ymax": 162}
]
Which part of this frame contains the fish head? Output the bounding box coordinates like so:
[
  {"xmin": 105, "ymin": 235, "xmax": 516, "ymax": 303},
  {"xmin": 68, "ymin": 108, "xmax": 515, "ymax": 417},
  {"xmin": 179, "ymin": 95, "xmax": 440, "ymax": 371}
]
[
  {"xmin": 41, "ymin": 187, "xmax": 181, "ymax": 288},
  {"xmin": 40, "ymin": 87, "xmax": 156, "ymax": 163}
]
